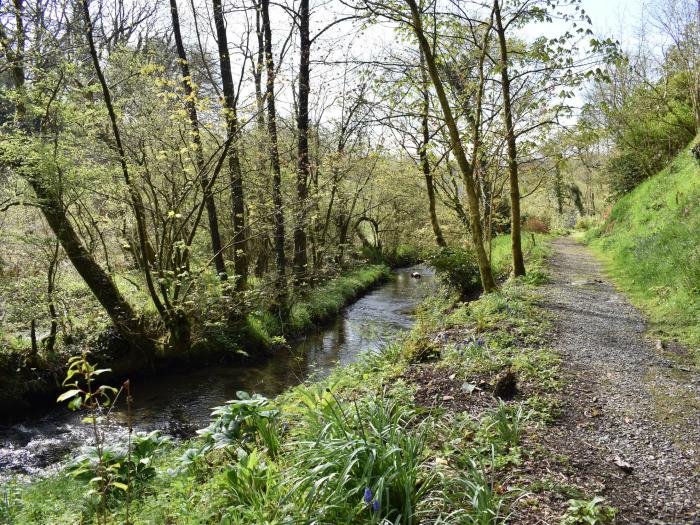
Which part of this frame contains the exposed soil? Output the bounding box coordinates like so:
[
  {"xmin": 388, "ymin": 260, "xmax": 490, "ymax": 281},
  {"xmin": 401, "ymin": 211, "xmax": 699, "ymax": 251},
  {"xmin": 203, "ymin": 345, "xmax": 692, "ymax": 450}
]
[
  {"xmin": 529, "ymin": 237, "xmax": 700, "ymax": 524},
  {"xmin": 402, "ymin": 362, "xmax": 497, "ymax": 416}
]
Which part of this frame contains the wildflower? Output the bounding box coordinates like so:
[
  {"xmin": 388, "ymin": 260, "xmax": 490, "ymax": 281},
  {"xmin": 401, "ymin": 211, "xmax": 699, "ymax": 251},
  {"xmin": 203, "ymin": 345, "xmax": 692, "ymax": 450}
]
[
  {"xmin": 477, "ymin": 337, "xmax": 484, "ymax": 346},
  {"xmin": 364, "ymin": 487, "xmax": 372, "ymax": 504},
  {"xmin": 373, "ymin": 499, "xmax": 380, "ymax": 512}
]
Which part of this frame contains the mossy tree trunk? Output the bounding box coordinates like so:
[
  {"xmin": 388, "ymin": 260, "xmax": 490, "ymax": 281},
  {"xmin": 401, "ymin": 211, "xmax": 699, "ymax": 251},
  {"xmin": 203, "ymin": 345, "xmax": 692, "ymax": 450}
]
[{"xmin": 494, "ymin": 0, "xmax": 526, "ymax": 277}]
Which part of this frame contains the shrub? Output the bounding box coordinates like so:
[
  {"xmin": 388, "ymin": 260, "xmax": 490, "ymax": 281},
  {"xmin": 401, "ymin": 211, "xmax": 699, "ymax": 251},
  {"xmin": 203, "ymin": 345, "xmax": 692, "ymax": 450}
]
[
  {"xmin": 195, "ymin": 391, "xmax": 280, "ymax": 457},
  {"xmin": 427, "ymin": 247, "xmax": 481, "ymax": 299},
  {"xmin": 575, "ymin": 216, "xmax": 596, "ymax": 231},
  {"xmin": 67, "ymin": 431, "xmax": 170, "ymax": 496}
]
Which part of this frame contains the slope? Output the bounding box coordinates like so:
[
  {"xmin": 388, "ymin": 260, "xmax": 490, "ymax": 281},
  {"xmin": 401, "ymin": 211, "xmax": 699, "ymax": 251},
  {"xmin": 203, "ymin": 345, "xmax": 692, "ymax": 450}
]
[{"xmin": 585, "ymin": 138, "xmax": 700, "ymax": 363}]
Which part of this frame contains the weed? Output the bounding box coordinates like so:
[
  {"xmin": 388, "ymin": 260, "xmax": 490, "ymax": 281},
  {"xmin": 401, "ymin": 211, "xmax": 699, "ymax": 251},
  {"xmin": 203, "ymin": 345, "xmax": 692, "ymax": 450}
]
[
  {"xmin": 561, "ymin": 496, "xmax": 616, "ymax": 524},
  {"xmin": 195, "ymin": 391, "xmax": 280, "ymax": 458},
  {"xmin": 440, "ymin": 454, "xmax": 521, "ymax": 524}
]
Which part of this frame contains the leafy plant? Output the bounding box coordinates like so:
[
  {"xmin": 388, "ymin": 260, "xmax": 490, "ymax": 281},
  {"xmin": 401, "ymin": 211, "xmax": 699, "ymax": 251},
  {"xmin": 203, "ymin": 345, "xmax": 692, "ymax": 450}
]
[
  {"xmin": 220, "ymin": 447, "xmax": 285, "ymax": 524},
  {"xmin": 0, "ymin": 482, "xmax": 21, "ymax": 523},
  {"xmin": 196, "ymin": 391, "xmax": 281, "ymax": 457},
  {"xmin": 441, "ymin": 455, "xmax": 520, "ymax": 525},
  {"xmin": 57, "ymin": 353, "xmax": 122, "ymax": 524},
  {"xmin": 289, "ymin": 387, "xmax": 431, "ymax": 524},
  {"xmin": 490, "ymin": 401, "xmax": 527, "ymax": 450},
  {"xmin": 561, "ymin": 496, "xmax": 616, "ymax": 524},
  {"xmin": 67, "ymin": 431, "xmax": 170, "ymax": 495},
  {"xmin": 427, "ymin": 247, "xmax": 481, "ymax": 299}
]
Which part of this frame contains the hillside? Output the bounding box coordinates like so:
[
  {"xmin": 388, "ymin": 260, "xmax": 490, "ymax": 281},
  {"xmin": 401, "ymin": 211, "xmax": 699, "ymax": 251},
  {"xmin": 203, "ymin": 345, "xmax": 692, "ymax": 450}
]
[{"xmin": 585, "ymin": 139, "xmax": 700, "ymax": 363}]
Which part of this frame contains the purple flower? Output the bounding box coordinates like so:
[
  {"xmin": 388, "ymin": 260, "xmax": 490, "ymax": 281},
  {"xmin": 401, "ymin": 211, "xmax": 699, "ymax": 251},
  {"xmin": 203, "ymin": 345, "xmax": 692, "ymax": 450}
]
[
  {"xmin": 372, "ymin": 499, "xmax": 380, "ymax": 512},
  {"xmin": 363, "ymin": 487, "xmax": 372, "ymax": 504},
  {"xmin": 477, "ymin": 338, "xmax": 484, "ymax": 346}
]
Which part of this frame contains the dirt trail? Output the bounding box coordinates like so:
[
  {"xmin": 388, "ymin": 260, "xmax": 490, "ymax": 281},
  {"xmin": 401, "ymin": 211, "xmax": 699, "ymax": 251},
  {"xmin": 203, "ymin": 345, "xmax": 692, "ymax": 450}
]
[{"xmin": 540, "ymin": 237, "xmax": 700, "ymax": 524}]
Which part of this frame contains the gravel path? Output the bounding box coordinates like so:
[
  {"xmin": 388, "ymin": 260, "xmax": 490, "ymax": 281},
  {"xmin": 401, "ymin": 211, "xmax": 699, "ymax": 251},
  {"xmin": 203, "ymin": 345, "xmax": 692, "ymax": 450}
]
[{"xmin": 540, "ymin": 237, "xmax": 700, "ymax": 524}]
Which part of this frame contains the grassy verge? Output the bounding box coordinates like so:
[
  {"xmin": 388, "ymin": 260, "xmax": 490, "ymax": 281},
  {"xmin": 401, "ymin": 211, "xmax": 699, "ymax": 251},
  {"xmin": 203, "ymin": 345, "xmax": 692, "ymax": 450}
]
[
  {"xmin": 584, "ymin": 140, "xmax": 700, "ymax": 365},
  {"xmin": 2, "ymin": 237, "xmax": 614, "ymax": 525},
  {"xmin": 264, "ymin": 264, "xmax": 390, "ymax": 338}
]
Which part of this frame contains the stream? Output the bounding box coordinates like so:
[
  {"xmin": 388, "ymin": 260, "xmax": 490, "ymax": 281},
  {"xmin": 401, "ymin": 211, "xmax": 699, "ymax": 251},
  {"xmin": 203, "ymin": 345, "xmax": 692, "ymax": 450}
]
[{"xmin": 0, "ymin": 266, "xmax": 435, "ymax": 480}]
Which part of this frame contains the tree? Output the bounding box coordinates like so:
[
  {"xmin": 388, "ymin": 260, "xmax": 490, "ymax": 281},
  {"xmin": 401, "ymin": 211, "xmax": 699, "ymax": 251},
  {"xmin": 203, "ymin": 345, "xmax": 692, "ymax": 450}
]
[
  {"xmin": 169, "ymin": 0, "xmax": 227, "ymax": 279},
  {"xmin": 404, "ymin": 0, "xmax": 497, "ymax": 292},
  {"xmin": 493, "ymin": 0, "xmax": 525, "ymax": 277},
  {"xmin": 293, "ymin": 0, "xmax": 311, "ymax": 284},
  {"xmin": 0, "ymin": 0, "xmax": 144, "ymax": 346},
  {"xmin": 212, "ymin": 0, "xmax": 248, "ymax": 290},
  {"xmin": 261, "ymin": 0, "xmax": 288, "ymax": 304}
]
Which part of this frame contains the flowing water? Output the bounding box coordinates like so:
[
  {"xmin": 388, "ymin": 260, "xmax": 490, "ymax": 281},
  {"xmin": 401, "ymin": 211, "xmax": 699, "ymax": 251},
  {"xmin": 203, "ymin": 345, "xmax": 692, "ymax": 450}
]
[{"xmin": 0, "ymin": 266, "xmax": 435, "ymax": 479}]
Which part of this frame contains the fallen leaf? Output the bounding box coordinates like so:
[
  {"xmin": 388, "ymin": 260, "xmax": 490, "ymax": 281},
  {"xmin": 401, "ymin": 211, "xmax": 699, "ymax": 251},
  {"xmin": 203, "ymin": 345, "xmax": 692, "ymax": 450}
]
[
  {"xmin": 461, "ymin": 382, "xmax": 478, "ymax": 394},
  {"xmin": 449, "ymin": 374, "xmax": 456, "ymax": 380},
  {"xmin": 442, "ymin": 395, "xmax": 454, "ymax": 401}
]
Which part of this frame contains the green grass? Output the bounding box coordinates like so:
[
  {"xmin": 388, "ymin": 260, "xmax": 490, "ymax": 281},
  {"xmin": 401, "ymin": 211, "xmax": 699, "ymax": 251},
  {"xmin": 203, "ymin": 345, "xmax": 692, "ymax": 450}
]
[
  {"xmin": 585, "ymin": 139, "xmax": 700, "ymax": 363},
  {"xmin": 491, "ymin": 232, "xmax": 551, "ymax": 283}
]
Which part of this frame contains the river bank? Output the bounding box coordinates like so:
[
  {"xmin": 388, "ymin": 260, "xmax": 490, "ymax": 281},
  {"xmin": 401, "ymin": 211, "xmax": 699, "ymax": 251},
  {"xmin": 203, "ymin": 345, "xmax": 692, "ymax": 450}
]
[
  {"xmin": 0, "ymin": 264, "xmax": 433, "ymax": 479},
  {"xmin": 0, "ymin": 264, "xmax": 392, "ymax": 419}
]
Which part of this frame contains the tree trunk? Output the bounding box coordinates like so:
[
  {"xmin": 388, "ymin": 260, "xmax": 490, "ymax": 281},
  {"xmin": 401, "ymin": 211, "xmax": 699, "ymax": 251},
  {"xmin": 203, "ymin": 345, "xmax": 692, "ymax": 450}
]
[
  {"xmin": 170, "ymin": 0, "xmax": 227, "ymax": 279},
  {"xmin": 27, "ymin": 175, "xmax": 142, "ymax": 340},
  {"xmin": 494, "ymin": 0, "xmax": 526, "ymax": 277},
  {"xmin": 406, "ymin": 0, "xmax": 496, "ymax": 292},
  {"xmin": 212, "ymin": 0, "xmax": 248, "ymax": 291},
  {"xmin": 554, "ymin": 157, "xmax": 564, "ymax": 215},
  {"xmin": 419, "ymin": 49, "xmax": 447, "ymax": 247},
  {"xmin": 45, "ymin": 239, "xmax": 60, "ymax": 353},
  {"xmin": 261, "ymin": 0, "xmax": 287, "ymax": 303},
  {"xmin": 293, "ymin": 0, "xmax": 311, "ymax": 284}
]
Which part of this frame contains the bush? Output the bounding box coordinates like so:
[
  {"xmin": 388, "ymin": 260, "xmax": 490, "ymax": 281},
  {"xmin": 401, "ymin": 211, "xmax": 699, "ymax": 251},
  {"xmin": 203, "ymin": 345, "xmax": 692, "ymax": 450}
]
[
  {"xmin": 67, "ymin": 431, "xmax": 170, "ymax": 497},
  {"xmin": 427, "ymin": 247, "xmax": 481, "ymax": 299},
  {"xmin": 575, "ymin": 216, "xmax": 597, "ymax": 231}
]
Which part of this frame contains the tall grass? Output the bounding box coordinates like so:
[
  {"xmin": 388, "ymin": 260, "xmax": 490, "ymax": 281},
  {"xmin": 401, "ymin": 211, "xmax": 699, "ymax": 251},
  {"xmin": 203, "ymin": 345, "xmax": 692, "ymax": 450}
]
[{"xmin": 288, "ymin": 386, "xmax": 431, "ymax": 524}]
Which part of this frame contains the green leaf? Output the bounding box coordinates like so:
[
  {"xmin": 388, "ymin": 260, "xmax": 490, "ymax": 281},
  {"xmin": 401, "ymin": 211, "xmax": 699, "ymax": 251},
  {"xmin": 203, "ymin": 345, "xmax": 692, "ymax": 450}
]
[
  {"xmin": 57, "ymin": 389, "xmax": 81, "ymax": 402},
  {"xmin": 112, "ymin": 482, "xmax": 129, "ymax": 491}
]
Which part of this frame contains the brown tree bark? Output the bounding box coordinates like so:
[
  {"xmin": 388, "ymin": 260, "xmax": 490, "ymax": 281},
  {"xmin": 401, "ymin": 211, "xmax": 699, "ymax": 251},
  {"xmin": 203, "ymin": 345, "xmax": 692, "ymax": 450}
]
[
  {"xmin": 169, "ymin": 0, "xmax": 227, "ymax": 279},
  {"xmin": 494, "ymin": 0, "xmax": 526, "ymax": 277},
  {"xmin": 212, "ymin": 0, "xmax": 248, "ymax": 290},
  {"xmin": 405, "ymin": 0, "xmax": 496, "ymax": 292},
  {"xmin": 419, "ymin": 49, "xmax": 447, "ymax": 248},
  {"xmin": 261, "ymin": 0, "xmax": 288, "ymax": 302},
  {"xmin": 293, "ymin": 0, "xmax": 311, "ymax": 284}
]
